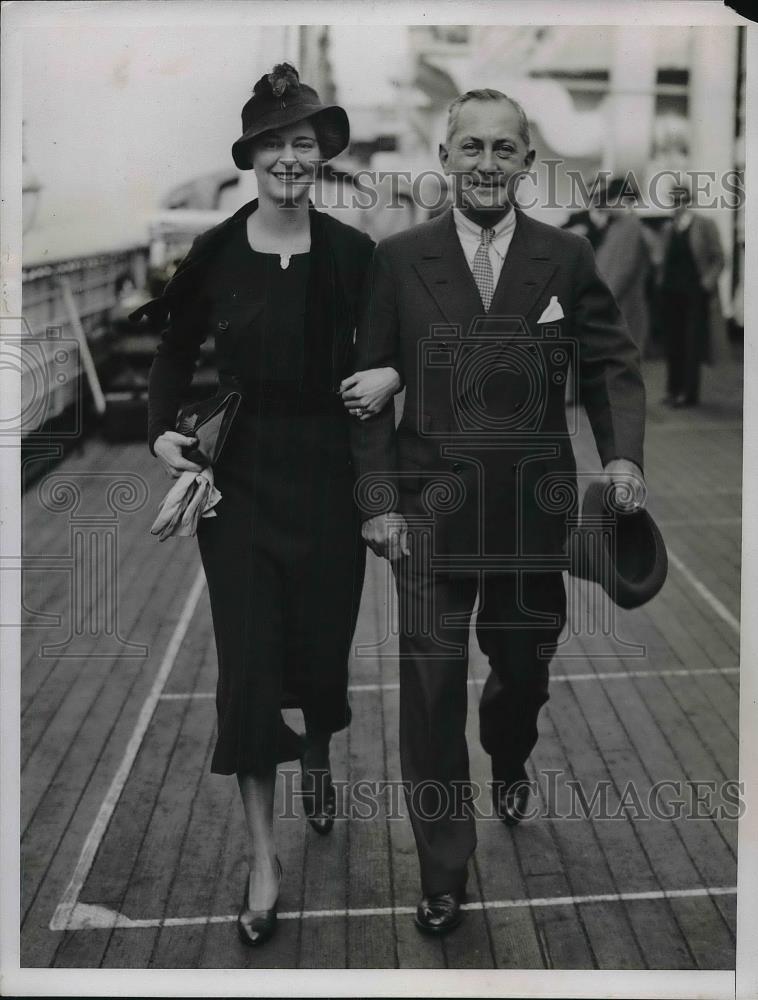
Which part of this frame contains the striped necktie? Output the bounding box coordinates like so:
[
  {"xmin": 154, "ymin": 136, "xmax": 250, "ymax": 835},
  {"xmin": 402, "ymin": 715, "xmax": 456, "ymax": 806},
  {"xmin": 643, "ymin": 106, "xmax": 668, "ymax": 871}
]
[{"xmin": 472, "ymin": 227, "xmax": 496, "ymax": 311}]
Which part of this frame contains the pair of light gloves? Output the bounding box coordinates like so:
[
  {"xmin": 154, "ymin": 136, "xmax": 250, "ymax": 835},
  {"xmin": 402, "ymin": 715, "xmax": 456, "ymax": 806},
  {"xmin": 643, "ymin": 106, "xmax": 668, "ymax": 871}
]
[{"xmin": 150, "ymin": 468, "xmax": 221, "ymax": 541}]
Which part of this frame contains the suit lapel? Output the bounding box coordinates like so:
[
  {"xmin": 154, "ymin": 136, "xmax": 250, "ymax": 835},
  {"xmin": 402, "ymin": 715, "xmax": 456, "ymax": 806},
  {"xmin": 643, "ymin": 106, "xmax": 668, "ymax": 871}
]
[
  {"xmin": 413, "ymin": 211, "xmax": 485, "ymax": 334},
  {"xmin": 412, "ymin": 208, "xmax": 557, "ymax": 338},
  {"xmin": 487, "ymin": 209, "xmax": 558, "ymax": 330}
]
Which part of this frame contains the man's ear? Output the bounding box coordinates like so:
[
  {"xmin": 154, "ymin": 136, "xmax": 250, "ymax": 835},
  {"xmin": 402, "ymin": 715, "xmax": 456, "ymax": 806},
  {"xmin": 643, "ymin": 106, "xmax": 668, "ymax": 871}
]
[
  {"xmin": 524, "ymin": 148, "xmax": 536, "ymax": 170},
  {"xmin": 438, "ymin": 143, "xmax": 450, "ymax": 174}
]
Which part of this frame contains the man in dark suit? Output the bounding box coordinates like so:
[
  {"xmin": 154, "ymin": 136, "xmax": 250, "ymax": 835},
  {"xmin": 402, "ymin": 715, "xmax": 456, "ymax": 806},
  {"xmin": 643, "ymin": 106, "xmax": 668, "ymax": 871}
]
[
  {"xmin": 350, "ymin": 89, "xmax": 646, "ymax": 935},
  {"xmin": 658, "ymin": 183, "xmax": 725, "ymax": 407}
]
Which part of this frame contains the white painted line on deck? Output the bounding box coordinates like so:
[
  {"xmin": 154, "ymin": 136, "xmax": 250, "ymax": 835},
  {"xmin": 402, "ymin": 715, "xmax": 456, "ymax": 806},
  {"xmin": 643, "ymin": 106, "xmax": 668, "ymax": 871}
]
[
  {"xmin": 51, "ymin": 885, "xmax": 737, "ymax": 931},
  {"xmin": 667, "ymin": 548, "xmax": 740, "ymax": 636},
  {"xmin": 646, "ymin": 422, "xmax": 742, "ymax": 432},
  {"xmin": 346, "ymin": 666, "xmax": 740, "ymax": 693},
  {"xmin": 651, "ymin": 488, "xmax": 741, "ymax": 496},
  {"xmin": 655, "ymin": 517, "xmax": 742, "ymax": 527},
  {"xmin": 159, "ymin": 666, "xmax": 739, "ymax": 701},
  {"xmin": 160, "ymin": 691, "xmax": 216, "ymax": 700},
  {"xmin": 551, "ymin": 666, "xmax": 739, "ymax": 683},
  {"xmin": 50, "ymin": 567, "xmax": 208, "ymax": 933}
]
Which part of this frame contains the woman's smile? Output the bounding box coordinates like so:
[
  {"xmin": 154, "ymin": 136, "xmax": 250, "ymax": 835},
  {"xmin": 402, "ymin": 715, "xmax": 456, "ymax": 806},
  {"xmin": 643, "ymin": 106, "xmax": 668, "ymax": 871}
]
[{"xmin": 271, "ymin": 170, "xmax": 310, "ymax": 183}]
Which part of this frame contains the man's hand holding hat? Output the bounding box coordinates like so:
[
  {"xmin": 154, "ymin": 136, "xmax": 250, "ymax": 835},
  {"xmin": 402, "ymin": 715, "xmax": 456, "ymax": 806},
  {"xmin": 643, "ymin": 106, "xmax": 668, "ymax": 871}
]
[{"xmin": 603, "ymin": 458, "xmax": 646, "ymax": 512}]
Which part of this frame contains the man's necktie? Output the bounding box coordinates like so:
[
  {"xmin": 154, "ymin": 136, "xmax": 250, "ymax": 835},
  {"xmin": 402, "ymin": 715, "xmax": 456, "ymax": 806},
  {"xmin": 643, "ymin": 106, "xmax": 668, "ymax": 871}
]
[{"xmin": 472, "ymin": 227, "xmax": 496, "ymax": 311}]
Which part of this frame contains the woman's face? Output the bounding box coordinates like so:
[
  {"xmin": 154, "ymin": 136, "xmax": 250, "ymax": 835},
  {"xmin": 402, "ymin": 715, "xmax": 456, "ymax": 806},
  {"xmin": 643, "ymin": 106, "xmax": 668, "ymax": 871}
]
[{"xmin": 250, "ymin": 119, "xmax": 321, "ymax": 207}]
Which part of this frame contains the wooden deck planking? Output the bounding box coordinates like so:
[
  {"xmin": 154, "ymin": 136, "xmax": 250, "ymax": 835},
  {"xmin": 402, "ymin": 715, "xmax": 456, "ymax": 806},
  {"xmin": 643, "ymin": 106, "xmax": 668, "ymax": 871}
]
[
  {"xmin": 686, "ymin": 672, "xmax": 740, "ymax": 739},
  {"xmin": 640, "ymin": 578, "xmax": 739, "ymax": 675},
  {"xmin": 18, "ymin": 437, "xmax": 163, "ymax": 661},
  {"xmin": 344, "ymin": 682, "xmax": 395, "ymax": 968},
  {"xmin": 568, "ymin": 639, "xmax": 736, "ymax": 968},
  {"xmin": 20, "ymin": 450, "xmax": 199, "ymax": 769},
  {"xmin": 20, "ymin": 544, "xmax": 196, "ymax": 825},
  {"xmin": 660, "ymin": 561, "xmax": 740, "ymax": 655},
  {"xmin": 380, "ymin": 654, "xmax": 447, "ymax": 969},
  {"xmin": 576, "ymin": 629, "xmax": 736, "ymax": 866},
  {"xmin": 667, "ymin": 536, "xmax": 741, "ymax": 617},
  {"xmin": 370, "ymin": 553, "xmax": 448, "ymax": 969},
  {"xmin": 147, "ymin": 716, "xmax": 230, "ymax": 968},
  {"xmin": 538, "ymin": 661, "xmax": 695, "ymax": 969},
  {"xmin": 441, "ymin": 695, "xmax": 496, "ymax": 971},
  {"xmin": 551, "ymin": 657, "xmax": 704, "ymax": 968},
  {"xmin": 49, "ymin": 695, "xmax": 197, "ymax": 969},
  {"xmin": 19, "ymin": 439, "xmax": 136, "ymax": 695},
  {"xmin": 20, "ymin": 527, "xmax": 155, "ymax": 729},
  {"xmin": 534, "ymin": 706, "xmax": 648, "ymax": 969},
  {"xmin": 101, "ymin": 689, "xmax": 218, "ymax": 968},
  {"xmin": 499, "ymin": 744, "xmax": 596, "ymax": 972},
  {"xmin": 20, "ymin": 554, "xmax": 204, "ymax": 953},
  {"xmin": 20, "ymin": 357, "xmax": 743, "ymax": 970},
  {"xmin": 296, "ymin": 728, "xmax": 349, "ymax": 969},
  {"xmin": 464, "ymin": 665, "xmax": 556, "ymax": 970}
]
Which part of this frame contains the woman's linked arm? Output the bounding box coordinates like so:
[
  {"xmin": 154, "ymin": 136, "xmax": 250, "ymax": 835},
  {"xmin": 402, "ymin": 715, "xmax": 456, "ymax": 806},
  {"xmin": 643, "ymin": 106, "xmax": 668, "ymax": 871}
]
[{"xmin": 340, "ymin": 366, "xmax": 402, "ymax": 419}]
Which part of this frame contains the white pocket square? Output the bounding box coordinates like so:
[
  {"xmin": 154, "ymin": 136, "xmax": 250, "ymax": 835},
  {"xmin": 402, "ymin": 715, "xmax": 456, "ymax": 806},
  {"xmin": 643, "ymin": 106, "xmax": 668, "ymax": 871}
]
[{"xmin": 537, "ymin": 296, "xmax": 564, "ymax": 323}]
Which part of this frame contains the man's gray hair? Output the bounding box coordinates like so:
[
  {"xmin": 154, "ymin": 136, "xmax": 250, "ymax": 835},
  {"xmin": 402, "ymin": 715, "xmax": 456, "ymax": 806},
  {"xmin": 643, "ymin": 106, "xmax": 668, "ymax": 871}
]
[{"xmin": 446, "ymin": 89, "xmax": 531, "ymax": 148}]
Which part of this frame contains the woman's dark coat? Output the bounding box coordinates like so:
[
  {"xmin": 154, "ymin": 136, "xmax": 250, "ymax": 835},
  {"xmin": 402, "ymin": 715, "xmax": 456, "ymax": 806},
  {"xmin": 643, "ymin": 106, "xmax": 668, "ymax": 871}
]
[
  {"xmin": 136, "ymin": 199, "xmax": 376, "ymax": 774},
  {"xmin": 134, "ymin": 198, "xmax": 375, "ymax": 452}
]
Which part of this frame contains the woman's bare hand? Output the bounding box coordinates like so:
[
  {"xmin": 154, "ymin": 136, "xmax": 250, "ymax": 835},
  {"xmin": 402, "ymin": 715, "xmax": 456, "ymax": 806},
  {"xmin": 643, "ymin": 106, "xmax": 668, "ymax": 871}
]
[
  {"xmin": 340, "ymin": 367, "xmax": 402, "ymax": 420},
  {"xmin": 154, "ymin": 431, "xmax": 202, "ymax": 478}
]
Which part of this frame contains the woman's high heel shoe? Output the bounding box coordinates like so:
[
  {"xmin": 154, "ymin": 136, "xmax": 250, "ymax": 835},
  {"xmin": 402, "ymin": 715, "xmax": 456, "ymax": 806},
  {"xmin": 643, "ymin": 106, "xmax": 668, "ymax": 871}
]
[
  {"xmin": 237, "ymin": 857, "xmax": 282, "ymax": 947},
  {"xmin": 300, "ymin": 759, "xmax": 336, "ymax": 836}
]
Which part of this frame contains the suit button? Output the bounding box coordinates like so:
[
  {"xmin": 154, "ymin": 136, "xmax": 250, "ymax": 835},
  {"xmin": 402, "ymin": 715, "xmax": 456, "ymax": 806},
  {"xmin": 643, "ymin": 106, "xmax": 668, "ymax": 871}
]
[
  {"xmin": 217, "ymin": 319, "xmax": 230, "ymax": 331},
  {"xmin": 452, "ymin": 462, "xmax": 463, "ymax": 473},
  {"xmin": 514, "ymin": 400, "xmax": 524, "ymax": 411}
]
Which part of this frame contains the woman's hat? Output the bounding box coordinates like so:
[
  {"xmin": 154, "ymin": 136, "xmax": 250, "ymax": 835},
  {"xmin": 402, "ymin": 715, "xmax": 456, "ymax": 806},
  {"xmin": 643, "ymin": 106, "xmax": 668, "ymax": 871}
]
[
  {"xmin": 231, "ymin": 63, "xmax": 350, "ymax": 169},
  {"xmin": 569, "ymin": 478, "xmax": 668, "ymax": 609}
]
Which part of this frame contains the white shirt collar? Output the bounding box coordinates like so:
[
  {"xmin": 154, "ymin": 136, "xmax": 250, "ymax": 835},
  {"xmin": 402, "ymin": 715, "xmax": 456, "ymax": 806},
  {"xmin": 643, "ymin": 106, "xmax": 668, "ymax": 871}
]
[
  {"xmin": 674, "ymin": 210, "xmax": 693, "ymax": 232},
  {"xmin": 453, "ymin": 206, "xmax": 517, "ymax": 251}
]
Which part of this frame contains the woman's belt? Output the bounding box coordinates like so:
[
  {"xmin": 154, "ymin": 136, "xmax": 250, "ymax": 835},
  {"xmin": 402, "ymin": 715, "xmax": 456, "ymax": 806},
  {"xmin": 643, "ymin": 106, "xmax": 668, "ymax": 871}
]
[{"xmin": 229, "ymin": 379, "xmax": 343, "ymax": 416}]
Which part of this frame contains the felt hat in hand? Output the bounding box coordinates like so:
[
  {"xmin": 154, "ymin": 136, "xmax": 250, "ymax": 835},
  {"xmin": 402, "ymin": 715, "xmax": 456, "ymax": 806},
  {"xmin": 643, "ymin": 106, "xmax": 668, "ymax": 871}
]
[
  {"xmin": 232, "ymin": 62, "xmax": 350, "ymax": 169},
  {"xmin": 569, "ymin": 478, "xmax": 668, "ymax": 610}
]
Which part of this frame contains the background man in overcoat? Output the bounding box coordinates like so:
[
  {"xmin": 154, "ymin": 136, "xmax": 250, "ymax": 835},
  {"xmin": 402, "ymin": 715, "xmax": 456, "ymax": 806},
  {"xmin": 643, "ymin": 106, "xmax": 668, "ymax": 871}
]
[{"xmin": 658, "ymin": 183, "xmax": 725, "ymax": 407}]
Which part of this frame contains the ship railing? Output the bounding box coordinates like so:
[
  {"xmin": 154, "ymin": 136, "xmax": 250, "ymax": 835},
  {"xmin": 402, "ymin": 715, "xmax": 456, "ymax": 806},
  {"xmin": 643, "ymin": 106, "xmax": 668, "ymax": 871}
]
[{"xmin": 18, "ymin": 245, "xmax": 149, "ymax": 436}]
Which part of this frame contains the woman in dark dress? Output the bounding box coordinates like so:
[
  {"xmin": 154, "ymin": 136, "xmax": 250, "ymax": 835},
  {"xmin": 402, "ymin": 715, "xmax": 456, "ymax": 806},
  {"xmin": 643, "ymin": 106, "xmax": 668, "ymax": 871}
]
[{"xmin": 145, "ymin": 65, "xmax": 400, "ymax": 946}]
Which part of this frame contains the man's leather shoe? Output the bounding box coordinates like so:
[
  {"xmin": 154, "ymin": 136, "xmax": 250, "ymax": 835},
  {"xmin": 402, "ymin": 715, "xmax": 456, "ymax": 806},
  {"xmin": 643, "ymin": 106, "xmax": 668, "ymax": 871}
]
[
  {"xmin": 492, "ymin": 777, "xmax": 532, "ymax": 827},
  {"xmin": 414, "ymin": 888, "xmax": 465, "ymax": 935}
]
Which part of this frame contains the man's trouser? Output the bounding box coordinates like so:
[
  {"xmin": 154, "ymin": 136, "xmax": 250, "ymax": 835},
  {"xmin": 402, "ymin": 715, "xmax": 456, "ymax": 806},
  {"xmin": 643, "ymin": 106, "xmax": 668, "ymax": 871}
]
[{"xmin": 395, "ymin": 558, "xmax": 566, "ymax": 895}]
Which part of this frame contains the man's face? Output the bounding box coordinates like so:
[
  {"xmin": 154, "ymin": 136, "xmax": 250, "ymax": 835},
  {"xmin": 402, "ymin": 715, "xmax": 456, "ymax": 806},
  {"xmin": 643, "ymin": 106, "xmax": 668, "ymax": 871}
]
[
  {"xmin": 439, "ymin": 99, "xmax": 535, "ymax": 212},
  {"xmin": 671, "ymin": 188, "xmax": 690, "ymax": 215}
]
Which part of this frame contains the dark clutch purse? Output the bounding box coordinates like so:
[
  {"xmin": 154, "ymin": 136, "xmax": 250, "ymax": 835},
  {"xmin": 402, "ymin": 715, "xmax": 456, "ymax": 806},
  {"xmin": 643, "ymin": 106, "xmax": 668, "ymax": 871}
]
[{"xmin": 176, "ymin": 390, "xmax": 241, "ymax": 468}]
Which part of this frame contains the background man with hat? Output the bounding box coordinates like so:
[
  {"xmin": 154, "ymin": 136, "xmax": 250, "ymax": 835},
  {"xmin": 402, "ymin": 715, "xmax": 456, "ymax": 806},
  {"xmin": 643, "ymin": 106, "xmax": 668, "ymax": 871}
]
[
  {"xmin": 658, "ymin": 182, "xmax": 725, "ymax": 407},
  {"xmin": 350, "ymin": 88, "xmax": 647, "ymax": 936}
]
